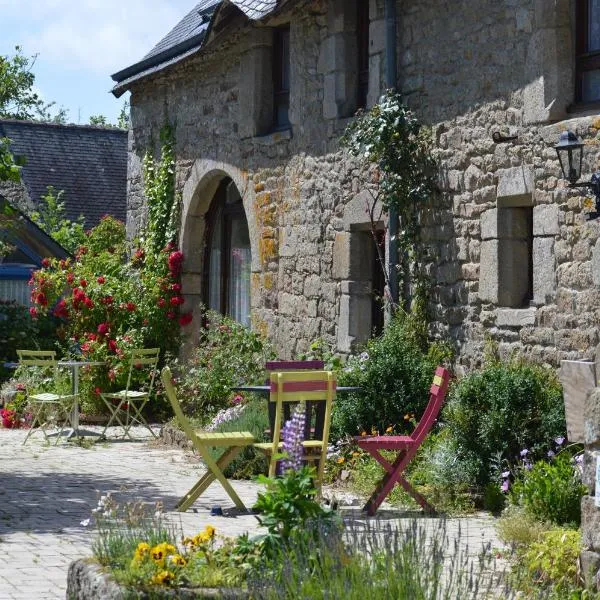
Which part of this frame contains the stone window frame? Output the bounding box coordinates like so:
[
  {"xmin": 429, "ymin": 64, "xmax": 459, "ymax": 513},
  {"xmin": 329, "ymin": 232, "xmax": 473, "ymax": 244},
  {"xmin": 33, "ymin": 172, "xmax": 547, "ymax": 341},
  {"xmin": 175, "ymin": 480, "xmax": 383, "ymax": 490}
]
[{"xmin": 479, "ymin": 166, "xmax": 558, "ymax": 328}]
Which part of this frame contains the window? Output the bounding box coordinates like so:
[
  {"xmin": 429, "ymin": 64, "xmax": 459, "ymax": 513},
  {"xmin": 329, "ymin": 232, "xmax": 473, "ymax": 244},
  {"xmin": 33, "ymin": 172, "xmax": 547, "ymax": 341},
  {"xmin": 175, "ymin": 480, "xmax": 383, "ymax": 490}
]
[
  {"xmin": 576, "ymin": 0, "xmax": 600, "ymax": 102},
  {"xmin": 273, "ymin": 26, "xmax": 290, "ymax": 129},
  {"xmin": 356, "ymin": 0, "xmax": 370, "ymax": 110},
  {"xmin": 205, "ymin": 179, "xmax": 251, "ymax": 326}
]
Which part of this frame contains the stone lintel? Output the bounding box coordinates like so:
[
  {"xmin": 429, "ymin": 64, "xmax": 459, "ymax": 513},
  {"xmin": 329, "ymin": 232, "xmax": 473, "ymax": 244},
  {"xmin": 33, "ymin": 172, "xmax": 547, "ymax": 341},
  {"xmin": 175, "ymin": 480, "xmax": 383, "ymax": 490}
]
[
  {"xmin": 496, "ymin": 166, "xmax": 534, "ymax": 206},
  {"xmin": 495, "ymin": 307, "xmax": 537, "ymax": 327}
]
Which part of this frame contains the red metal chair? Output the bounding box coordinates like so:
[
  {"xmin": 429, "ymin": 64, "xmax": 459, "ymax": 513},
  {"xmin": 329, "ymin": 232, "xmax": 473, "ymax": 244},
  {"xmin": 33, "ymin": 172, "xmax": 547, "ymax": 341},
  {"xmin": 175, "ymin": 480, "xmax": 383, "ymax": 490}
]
[{"xmin": 355, "ymin": 366, "xmax": 451, "ymax": 515}]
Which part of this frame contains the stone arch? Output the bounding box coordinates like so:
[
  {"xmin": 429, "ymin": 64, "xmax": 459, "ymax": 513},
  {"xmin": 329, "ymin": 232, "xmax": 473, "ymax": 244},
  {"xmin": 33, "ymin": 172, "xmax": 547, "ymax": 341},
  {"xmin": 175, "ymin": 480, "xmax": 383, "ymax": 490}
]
[{"xmin": 179, "ymin": 159, "xmax": 259, "ymax": 336}]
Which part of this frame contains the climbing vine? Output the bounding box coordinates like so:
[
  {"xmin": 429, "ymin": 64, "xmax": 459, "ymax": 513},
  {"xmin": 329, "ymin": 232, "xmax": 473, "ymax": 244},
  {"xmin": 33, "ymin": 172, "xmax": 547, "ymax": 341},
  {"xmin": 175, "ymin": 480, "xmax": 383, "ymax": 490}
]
[
  {"xmin": 142, "ymin": 125, "xmax": 180, "ymax": 259},
  {"xmin": 341, "ymin": 90, "xmax": 436, "ymax": 319}
]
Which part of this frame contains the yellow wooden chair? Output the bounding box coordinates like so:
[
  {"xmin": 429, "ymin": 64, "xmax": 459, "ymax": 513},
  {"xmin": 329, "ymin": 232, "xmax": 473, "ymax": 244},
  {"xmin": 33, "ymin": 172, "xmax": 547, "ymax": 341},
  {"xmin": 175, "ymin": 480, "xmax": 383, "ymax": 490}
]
[
  {"xmin": 101, "ymin": 348, "xmax": 160, "ymax": 440},
  {"xmin": 254, "ymin": 370, "xmax": 336, "ymax": 493},
  {"xmin": 17, "ymin": 350, "xmax": 76, "ymax": 445},
  {"xmin": 161, "ymin": 367, "xmax": 255, "ymax": 512}
]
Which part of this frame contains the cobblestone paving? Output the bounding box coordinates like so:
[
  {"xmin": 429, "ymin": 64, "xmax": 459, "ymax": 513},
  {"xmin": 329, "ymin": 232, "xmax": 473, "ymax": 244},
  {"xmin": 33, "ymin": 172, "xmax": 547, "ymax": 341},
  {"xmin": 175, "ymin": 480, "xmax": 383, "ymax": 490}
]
[{"xmin": 0, "ymin": 427, "xmax": 507, "ymax": 599}]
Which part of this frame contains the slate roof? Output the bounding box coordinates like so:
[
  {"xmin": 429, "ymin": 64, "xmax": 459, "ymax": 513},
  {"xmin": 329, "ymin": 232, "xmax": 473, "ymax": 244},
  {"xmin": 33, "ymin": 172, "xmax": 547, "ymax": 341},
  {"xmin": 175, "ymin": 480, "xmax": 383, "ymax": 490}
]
[
  {"xmin": 111, "ymin": 0, "xmax": 280, "ymax": 96},
  {"xmin": 0, "ymin": 120, "xmax": 127, "ymax": 228}
]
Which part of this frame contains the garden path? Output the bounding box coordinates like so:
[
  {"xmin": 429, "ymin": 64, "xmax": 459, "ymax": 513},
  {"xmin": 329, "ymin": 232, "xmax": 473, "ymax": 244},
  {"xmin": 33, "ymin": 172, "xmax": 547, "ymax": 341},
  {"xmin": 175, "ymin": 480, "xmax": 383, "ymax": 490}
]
[{"xmin": 0, "ymin": 427, "xmax": 507, "ymax": 599}]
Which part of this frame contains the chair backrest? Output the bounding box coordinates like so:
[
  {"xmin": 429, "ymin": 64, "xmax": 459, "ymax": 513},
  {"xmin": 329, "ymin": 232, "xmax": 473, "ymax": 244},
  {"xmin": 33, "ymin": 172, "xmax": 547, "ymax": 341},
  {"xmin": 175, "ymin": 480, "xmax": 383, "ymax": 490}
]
[
  {"xmin": 161, "ymin": 367, "xmax": 200, "ymax": 444},
  {"xmin": 411, "ymin": 366, "xmax": 451, "ymax": 443},
  {"xmin": 125, "ymin": 348, "xmax": 160, "ymax": 394},
  {"xmin": 268, "ymin": 370, "xmax": 336, "ymax": 458},
  {"xmin": 265, "ymin": 360, "xmax": 325, "ymax": 372},
  {"xmin": 17, "ymin": 349, "xmax": 58, "ymax": 367}
]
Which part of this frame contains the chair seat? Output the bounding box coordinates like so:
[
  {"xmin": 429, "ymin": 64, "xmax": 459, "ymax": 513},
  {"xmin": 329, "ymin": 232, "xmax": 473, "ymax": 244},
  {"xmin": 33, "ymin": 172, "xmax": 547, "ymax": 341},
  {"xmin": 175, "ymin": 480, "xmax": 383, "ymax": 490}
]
[
  {"xmin": 196, "ymin": 431, "xmax": 255, "ymax": 446},
  {"xmin": 29, "ymin": 392, "xmax": 74, "ymax": 403},
  {"xmin": 254, "ymin": 440, "xmax": 325, "ymax": 452},
  {"xmin": 103, "ymin": 390, "xmax": 148, "ymax": 400},
  {"xmin": 355, "ymin": 435, "xmax": 414, "ymax": 449}
]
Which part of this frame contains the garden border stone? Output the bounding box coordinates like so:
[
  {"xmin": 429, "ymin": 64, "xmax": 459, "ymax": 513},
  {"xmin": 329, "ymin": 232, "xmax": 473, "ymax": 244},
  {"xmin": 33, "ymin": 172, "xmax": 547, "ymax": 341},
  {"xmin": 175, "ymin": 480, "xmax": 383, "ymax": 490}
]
[
  {"xmin": 160, "ymin": 424, "xmax": 194, "ymax": 451},
  {"xmin": 67, "ymin": 559, "xmax": 248, "ymax": 599}
]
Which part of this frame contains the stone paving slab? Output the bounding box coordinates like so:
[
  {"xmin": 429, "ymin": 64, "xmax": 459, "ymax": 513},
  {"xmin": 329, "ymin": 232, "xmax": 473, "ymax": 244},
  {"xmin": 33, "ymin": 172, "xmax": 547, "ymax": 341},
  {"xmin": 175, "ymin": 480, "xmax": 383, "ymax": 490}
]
[{"xmin": 0, "ymin": 426, "xmax": 507, "ymax": 599}]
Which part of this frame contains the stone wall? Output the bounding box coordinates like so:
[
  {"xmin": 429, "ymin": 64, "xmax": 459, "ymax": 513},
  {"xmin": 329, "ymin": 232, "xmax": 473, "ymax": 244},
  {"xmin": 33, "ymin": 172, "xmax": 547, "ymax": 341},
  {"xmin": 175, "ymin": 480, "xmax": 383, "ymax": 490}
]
[{"xmin": 125, "ymin": 0, "xmax": 600, "ymax": 367}]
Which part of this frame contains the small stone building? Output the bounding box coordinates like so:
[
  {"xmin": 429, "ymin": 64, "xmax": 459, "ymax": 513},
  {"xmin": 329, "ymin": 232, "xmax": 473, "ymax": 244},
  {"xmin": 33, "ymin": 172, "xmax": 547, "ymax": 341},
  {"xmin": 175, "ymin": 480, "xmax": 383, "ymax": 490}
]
[{"xmin": 112, "ymin": 0, "xmax": 600, "ymax": 369}]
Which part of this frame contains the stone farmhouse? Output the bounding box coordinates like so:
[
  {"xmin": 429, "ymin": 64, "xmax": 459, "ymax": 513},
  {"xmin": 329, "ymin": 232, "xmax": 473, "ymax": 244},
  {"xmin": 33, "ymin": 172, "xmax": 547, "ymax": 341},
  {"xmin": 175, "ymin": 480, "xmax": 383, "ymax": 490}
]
[{"xmin": 112, "ymin": 0, "xmax": 600, "ymax": 368}]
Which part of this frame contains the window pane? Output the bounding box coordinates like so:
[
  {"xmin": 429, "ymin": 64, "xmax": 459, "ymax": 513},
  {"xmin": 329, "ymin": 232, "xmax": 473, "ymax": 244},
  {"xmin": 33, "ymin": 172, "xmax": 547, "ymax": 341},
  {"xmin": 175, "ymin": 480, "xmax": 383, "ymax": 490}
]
[
  {"xmin": 0, "ymin": 279, "xmax": 30, "ymax": 306},
  {"xmin": 227, "ymin": 216, "xmax": 251, "ymax": 327},
  {"xmin": 208, "ymin": 207, "xmax": 223, "ymax": 312},
  {"xmin": 589, "ymin": 0, "xmax": 600, "ymax": 51},
  {"xmin": 582, "ymin": 69, "xmax": 600, "ymax": 102}
]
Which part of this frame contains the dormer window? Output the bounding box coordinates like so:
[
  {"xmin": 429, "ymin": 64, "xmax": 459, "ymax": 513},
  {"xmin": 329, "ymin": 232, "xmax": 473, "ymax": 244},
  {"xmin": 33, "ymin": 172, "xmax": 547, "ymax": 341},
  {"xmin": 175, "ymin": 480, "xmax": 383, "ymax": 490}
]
[
  {"xmin": 576, "ymin": 0, "xmax": 600, "ymax": 102},
  {"xmin": 273, "ymin": 26, "xmax": 290, "ymax": 129}
]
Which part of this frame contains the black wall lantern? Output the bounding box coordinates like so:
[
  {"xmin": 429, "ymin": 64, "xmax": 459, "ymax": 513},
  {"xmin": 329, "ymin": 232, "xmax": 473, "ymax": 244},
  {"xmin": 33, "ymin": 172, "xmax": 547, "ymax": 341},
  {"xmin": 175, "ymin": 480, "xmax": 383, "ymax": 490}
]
[{"xmin": 555, "ymin": 130, "xmax": 600, "ymax": 220}]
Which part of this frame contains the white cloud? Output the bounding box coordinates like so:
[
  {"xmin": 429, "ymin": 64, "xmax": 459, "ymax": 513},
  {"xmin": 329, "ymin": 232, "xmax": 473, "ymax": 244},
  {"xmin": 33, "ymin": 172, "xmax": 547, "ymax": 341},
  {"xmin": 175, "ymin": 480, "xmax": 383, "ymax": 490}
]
[{"xmin": 4, "ymin": 0, "xmax": 195, "ymax": 76}]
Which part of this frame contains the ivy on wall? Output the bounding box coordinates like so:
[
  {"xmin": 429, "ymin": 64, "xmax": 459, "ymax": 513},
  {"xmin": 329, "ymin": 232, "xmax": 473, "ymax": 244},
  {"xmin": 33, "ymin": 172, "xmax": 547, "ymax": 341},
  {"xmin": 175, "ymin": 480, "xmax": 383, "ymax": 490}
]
[
  {"xmin": 142, "ymin": 125, "xmax": 180, "ymax": 259},
  {"xmin": 341, "ymin": 90, "xmax": 436, "ymax": 321}
]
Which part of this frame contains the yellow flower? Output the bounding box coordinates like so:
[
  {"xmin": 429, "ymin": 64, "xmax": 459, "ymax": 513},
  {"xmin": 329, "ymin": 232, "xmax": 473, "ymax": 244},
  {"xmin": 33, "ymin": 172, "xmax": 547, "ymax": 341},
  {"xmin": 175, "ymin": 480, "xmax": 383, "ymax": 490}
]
[
  {"xmin": 151, "ymin": 542, "xmax": 176, "ymax": 564},
  {"xmin": 168, "ymin": 553, "xmax": 187, "ymax": 567},
  {"xmin": 403, "ymin": 413, "xmax": 411, "ymax": 421},
  {"xmin": 151, "ymin": 570, "xmax": 175, "ymax": 586},
  {"xmin": 352, "ymin": 451, "xmax": 361, "ymax": 458},
  {"xmin": 584, "ymin": 197, "xmax": 595, "ymax": 210},
  {"xmin": 336, "ymin": 457, "xmax": 345, "ymax": 464},
  {"xmin": 204, "ymin": 525, "xmax": 216, "ymax": 539},
  {"xmin": 132, "ymin": 542, "xmax": 150, "ymax": 562},
  {"xmin": 385, "ymin": 426, "xmax": 393, "ymax": 433},
  {"xmin": 360, "ymin": 431, "xmax": 367, "ymax": 437}
]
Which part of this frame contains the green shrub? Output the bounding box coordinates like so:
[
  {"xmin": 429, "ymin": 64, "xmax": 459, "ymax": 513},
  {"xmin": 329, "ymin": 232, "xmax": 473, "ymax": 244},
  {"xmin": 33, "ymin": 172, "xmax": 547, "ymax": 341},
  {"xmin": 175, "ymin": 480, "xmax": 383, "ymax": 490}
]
[
  {"xmin": 443, "ymin": 359, "xmax": 565, "ymax": 487},
  {"xmin": 331, "ymin": 312, "xmax": 450, "ymax": 441},
  {"xmin": 496, "ymin": 505, "xmax": 549, "ymax": 551},
  {"xmin": 510, "ymin": 453, "xmax": 586, "ymax": 526},
  {"xmin": 523, "ymin": 528, "xmax": 582, "ymax": 591},
  {"xmin": 174, "ymin": 311, "xmax": 275, "ymax": 421}
]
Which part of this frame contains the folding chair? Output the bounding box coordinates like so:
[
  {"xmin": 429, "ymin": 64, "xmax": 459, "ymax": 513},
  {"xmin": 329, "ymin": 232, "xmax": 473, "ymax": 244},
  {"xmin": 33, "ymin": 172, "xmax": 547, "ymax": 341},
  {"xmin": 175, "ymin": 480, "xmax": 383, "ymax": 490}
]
[
  {"xmin": 254, "ymin": 370, "xmax": 336, "ymax": 493},
  {"xmin": 355, "ymin": 366, "xmax": 451, "ymax": 515},
  {"xmin": 101, "ymin": 348, "xmax": 160, "ymax": 440},
  {"xmin": 161, "ymin": 367, "xmax": 255, "ymax": 511},
  {"xmin": 17, "ymin": 350, "xmax": 76, "ymax": 445},
  {"xmin": 265, "ymin": 360, "xmax": 325, "ymax": 435}
]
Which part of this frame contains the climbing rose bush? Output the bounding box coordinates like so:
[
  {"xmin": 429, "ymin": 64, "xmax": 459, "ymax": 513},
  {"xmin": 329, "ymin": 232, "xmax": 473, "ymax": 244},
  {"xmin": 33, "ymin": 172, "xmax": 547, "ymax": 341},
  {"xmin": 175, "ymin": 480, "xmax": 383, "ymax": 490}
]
[{"xmin": 28, "ymin": 216, "xmax": 192, "ymax": 410}]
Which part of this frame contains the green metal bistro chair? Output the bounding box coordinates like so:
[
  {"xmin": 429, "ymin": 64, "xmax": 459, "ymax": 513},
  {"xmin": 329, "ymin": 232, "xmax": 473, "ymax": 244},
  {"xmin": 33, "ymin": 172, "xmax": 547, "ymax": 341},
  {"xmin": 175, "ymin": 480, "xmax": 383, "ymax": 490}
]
[
  {"xmin": 17, "ymin": 350, "xmax": 76, "ymax": 445},
  {"xmin": 100, "ymin": 348, "xmax": 160, "ymax": 440}
]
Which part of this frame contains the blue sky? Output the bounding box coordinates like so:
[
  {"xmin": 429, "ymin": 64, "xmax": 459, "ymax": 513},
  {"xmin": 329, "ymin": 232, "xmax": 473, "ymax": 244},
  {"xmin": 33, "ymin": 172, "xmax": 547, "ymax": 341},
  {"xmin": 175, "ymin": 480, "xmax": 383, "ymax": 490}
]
[{"xmin": 0, "ymin": 0, "xmax": 194, "ymax": 124}]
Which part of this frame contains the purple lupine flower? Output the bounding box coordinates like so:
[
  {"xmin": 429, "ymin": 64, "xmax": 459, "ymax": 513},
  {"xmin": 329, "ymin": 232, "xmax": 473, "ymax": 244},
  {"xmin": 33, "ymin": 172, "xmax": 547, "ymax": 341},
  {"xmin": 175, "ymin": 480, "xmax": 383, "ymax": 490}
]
[
  {"xmin": 280, "ymin": 402, "xmax": 306, "ymax": 474},
  {"xmin": 555, "ymin": 436, "xmax": 565, "ymax": 447}
]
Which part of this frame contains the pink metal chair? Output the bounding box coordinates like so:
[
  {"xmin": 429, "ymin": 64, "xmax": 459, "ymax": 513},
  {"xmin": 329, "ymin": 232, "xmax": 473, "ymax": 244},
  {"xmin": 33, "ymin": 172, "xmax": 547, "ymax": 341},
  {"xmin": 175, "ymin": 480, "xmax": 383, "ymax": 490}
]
[{"xmin": 355, "ymin": 366, "xmax": 451, "ymax": 515}]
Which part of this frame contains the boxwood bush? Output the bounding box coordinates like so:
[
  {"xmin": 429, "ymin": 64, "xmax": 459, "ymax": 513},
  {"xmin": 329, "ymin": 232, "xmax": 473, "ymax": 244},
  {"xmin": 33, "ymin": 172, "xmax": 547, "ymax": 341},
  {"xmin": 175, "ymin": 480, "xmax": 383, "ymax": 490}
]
[
  {"xmin": 331, "ymin": 313, "xmax": 451, "ymax": 442},
  {"xmin": 443, "ymin": 359, "xmax": 565, "ymax": 487}
]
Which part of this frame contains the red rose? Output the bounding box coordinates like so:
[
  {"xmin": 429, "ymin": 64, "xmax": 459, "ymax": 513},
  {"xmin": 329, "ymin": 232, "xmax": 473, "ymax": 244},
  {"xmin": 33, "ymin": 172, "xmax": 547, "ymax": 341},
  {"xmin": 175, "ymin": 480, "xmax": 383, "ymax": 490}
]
[
  {"xmin": 80, "ymin": 343, "xmax": 90, "ymax": 353},
  {"xmin": 41, "ymin": 258, "xmax": 50, "ymax": 268},
  {"xmin": 97, "ymin": 276, "xmax": 105, "ymax": 284},
  {"xmin": 126, "ymin": 302, "xmax": 136, "ymax": 312},
  {"xmin": 84, "ymin": 297, "xmax": 94, "ymax": 309},
  {"xmin": 170, "ymin": 283, "xmax": 182, "ymax": 292},
  {"xmin": 167, "ymin": 311, "xmax": 176, "ymax": 320},
  {"xmin": 107, "ymin": 339, "xmax": 118, "ymax": 353},
  {"xmin": 66, "ymin": 272, "xmax": 75, "ymax": 285},
  {"xmin": 80, "ymin": 279, "xmax": 87, "ymax": 288},
  {"xmin": 178, "ymin": 313, "xmax": 193, "ymax": 326},
  {"xmin": 158, "ymin": 298, "xmax": 166, "ymax": 308},
  {"xmin": 170, "ymin": 296, "xmax": 184, "ymax": 306},
  {"xmin": 94, "ymin": 387, "xmax": 101, "ymax": 395},
  {"xmin": 35, "ymin": 292, "xmax": 48, "ymax": 306},
  {"xmin": 97, "ymin": 323, "xmax": 109, "ymax": 336},
  {"xmin": 101, "ymin": 295, "xmax": 113, "ymax": 306},
  {"xmin": 59, "ymin": 260, "xmax": 67, "ymax": 270},
  {"xmin": 87, "ymin": 333, "xmax": 97, "ymax": 341},
  {"xmin": 29, "ymin": 307, "xmax": 38, "ymax": 318},
  {"xmin": 167, "ymin": 251, "xmax": 184, "ymax": 276}
]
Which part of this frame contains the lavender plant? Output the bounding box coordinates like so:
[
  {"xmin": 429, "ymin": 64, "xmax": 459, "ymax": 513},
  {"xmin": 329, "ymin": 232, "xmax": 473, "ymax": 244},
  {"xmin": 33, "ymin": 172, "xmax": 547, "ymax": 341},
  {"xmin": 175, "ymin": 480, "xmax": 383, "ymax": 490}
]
[{"xmin": 280, "ymin": 402, "xmax": 306, "ymax": 473}]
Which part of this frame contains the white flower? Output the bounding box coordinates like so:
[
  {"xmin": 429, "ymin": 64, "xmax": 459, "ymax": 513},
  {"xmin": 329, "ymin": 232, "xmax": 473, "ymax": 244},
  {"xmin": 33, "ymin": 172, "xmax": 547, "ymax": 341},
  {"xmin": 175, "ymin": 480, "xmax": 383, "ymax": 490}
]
[{"xmin": 80, "ymin": 518, "xmax": 90, "ymax": 527}]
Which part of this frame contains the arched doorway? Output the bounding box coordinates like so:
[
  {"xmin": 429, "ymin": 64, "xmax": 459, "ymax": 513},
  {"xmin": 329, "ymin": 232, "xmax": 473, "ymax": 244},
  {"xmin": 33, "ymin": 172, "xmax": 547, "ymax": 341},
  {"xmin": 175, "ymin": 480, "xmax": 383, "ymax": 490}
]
[{"xmin": 204, "ymin": 178, "xmax": 251, "ymax": 326}]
